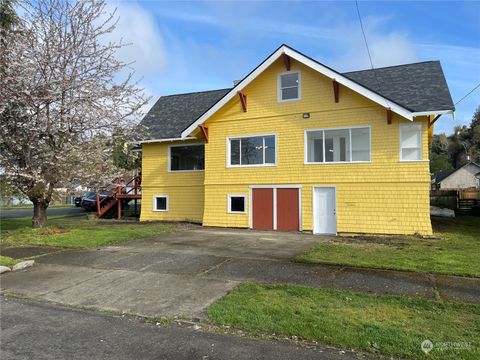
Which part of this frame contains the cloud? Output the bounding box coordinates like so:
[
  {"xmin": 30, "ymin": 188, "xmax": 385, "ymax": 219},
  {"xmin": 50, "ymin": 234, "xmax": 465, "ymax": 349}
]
[{"xmin": 103, "ymin": 2, "xmax": 168, "ymax": 78}]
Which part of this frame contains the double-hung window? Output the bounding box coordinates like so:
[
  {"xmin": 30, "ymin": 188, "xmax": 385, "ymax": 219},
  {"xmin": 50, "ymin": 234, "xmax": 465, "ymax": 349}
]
[
  {"xmin": 278, "ymin": 72, "xmax": 300, "ymax": 102},
  {"xmin": 228, "ymin": 135, "xmax": 276, "ymax": 167},
  {"xmin": 400, "ymin": 123, "xmax": 422, "ymax": 161},
  {"xmin": 305, "ymin": 127, "xmax": 371, "ymax": 163},
  {"xmin": 169, "ymin": 144, "xmax": 205, "ymax": 171}
]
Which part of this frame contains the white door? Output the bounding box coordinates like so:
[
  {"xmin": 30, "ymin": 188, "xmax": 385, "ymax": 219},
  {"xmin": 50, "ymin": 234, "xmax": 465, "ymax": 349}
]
[{"xmin": 313, "ymin": 187, "xmax": 336, "ymax": 234}]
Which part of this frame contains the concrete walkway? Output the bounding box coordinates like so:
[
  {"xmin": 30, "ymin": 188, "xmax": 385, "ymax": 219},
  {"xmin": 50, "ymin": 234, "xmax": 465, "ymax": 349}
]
[{"xmin": 1, "ymin": 227, "xmax": 479, "ymax": 320}]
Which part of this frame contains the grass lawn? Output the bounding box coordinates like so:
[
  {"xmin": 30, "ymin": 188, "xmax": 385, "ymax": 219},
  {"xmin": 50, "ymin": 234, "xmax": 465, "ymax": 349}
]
[
  {"xmin": 0, "ymin": 255, "xmax": 20, "ymax": 267},
  {"xmin": 208, "ymin": 283, "xmax": 480, "ymax": 360},
  {"xmin": 0, "ymin": 215, "xmax": 171, "ymax": 249},
  {"xmin": 297, "ymin": 216, "xmax": 480, "ymax": 277}
]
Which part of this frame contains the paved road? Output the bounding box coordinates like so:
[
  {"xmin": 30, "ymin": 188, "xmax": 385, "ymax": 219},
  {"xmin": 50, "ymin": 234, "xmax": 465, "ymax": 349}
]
[
  {"xmin": 0, "ymin": 296, "xmax": 356, "ymax": 360},
  {"xmin": 0, "ymin": 207, "xmax": 87, "ymax": 219}
]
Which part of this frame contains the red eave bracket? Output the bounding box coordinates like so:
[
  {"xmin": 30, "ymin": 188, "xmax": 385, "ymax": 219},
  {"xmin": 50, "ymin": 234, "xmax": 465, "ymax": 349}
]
[
  {"xmin": 238, "ymin": 91, "xmax": 247, "ymax": 112},
  {"xmin": 199, "ymin": 124, "xmax": 209, "ymax": 143},
  {"xmin": 332, "ymin": 79, "xmax": 339, "ymax": 103},
  {"xmin": 387, "ymin": 109, "xmax": 393, "ymax": 125},
  {"xmin": 282, "ymin": 53, "xmax": 291, "ymax": 71}
]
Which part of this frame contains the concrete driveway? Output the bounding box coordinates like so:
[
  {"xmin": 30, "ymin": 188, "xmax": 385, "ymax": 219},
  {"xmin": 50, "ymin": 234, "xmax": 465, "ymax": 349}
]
[
  {"xmin": 2, "ymin": 226, "xmax": 479, "ymax": 320},
  {"xmin": 0, "ymin": 227, "xmax": 320, "ymax": 318}
]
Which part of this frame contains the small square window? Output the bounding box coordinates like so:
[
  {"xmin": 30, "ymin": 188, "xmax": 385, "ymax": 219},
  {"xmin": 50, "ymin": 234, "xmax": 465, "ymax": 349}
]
[
  {"xmin": 228, "ymin": 195, "xmax": 246, "ymax": 213},
  {"xmin": 153, "ymin": 195, "xmax": 168, "ymax": 211},
  {"xmin": 278, "ymin": 72, "xmax": 300, "ymax": 102}
]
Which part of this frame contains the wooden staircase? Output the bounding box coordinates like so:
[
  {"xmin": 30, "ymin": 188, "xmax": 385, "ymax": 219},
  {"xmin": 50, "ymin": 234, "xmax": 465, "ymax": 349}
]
[{"xmin": 96, "ymin": 174, "xmax": 141, "ymax": 220}]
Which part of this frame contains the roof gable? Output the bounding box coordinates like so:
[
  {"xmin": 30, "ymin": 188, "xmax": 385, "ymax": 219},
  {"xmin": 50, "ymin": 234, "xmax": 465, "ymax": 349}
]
[{"xmin": 181, "ymin": 44, "xmax": 454, "ymax": 138}]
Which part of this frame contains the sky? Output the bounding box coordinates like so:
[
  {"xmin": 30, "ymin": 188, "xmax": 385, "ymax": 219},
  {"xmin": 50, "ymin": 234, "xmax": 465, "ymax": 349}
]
[{"xmin": 106, "ymin": 0, "xmax": 480, "ymax": 135}]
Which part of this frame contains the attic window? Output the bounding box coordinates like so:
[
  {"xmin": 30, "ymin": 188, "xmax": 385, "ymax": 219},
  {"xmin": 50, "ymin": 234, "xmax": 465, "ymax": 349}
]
[{"xmin": 278, "ymin": 72, "xmax": 301, "ymax": 102}]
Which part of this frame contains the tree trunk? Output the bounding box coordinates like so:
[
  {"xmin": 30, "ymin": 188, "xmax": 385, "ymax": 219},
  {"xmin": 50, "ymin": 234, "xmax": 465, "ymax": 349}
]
[{"xmin": 32, "ymin": 200, "xmax": 48, "ymax": 228}]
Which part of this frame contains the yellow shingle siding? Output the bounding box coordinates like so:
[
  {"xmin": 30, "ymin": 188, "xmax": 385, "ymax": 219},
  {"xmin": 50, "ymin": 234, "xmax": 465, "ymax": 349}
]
[
  {"xmin": 140, "ymin": 140, "xmax": 204, "ymax": 223},
  {"xmin": 141, "ymin": 58, "xmax": 433, "ymax": 235},
  {"xmin": 202, "ymin": 59, "xmax": 432, "ymax": 235}
]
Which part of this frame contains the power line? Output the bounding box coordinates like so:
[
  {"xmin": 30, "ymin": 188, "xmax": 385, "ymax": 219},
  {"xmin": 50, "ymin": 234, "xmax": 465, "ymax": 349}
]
[
  {"xmin": 355, "ymin": 0, "xmax": 374, "ymax": 71},
  {"xmin": 455, "ymin": 82, "xmax": 480, "ymax": 106},
  {"xmin": 354, "ymin": 0, "xmax": 390, "ymax": 109}
]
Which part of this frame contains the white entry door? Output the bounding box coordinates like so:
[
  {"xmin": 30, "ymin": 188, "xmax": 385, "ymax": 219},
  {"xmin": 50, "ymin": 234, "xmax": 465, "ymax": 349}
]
[{"xmin": 313, "ymin": 187, "xmax": 336, "ymax": 234}]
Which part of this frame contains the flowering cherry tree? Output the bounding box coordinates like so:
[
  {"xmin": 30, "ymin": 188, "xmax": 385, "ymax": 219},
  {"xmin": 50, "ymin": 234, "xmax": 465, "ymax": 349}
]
[{"xmin": 0, "ymin": 0, "xmax": 148, "ymax": 227}]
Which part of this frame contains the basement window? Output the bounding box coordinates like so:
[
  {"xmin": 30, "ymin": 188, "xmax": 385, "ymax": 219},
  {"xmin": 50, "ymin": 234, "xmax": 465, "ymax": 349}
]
[
  {"xmin": 228, "ymin": 195, "xmax": 246, "ymax": 213},
  {"xmin": 278, "ymin": 72, "xmax": 301, "ymax": 102},
  {"xmin": 153, "ymin": 195, "xmax": 168, "ymax": 212}
]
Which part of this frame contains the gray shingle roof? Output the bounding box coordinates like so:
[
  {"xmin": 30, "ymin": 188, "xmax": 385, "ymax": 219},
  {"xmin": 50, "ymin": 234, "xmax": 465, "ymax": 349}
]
[
  {"xmin": 141, "ymin": 88, "xmax": 230, "ymax": 140},
  {"xmin": 343, "ymin": 61, "xmax": 454, "ymax": 113},
  {"xmin": 141, "ymin": 61, "xmax": 454, "ymax": 140}
]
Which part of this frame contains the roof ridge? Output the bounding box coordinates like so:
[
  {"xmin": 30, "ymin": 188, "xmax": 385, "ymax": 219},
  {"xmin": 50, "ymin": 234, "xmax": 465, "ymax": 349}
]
[
  {"xmin": 343, "ymin": 60, "xmax": 440, "ymax": 74},
  {"xmin": 159, "ymin": 88, "xmax": 232, "ymax": 98}
]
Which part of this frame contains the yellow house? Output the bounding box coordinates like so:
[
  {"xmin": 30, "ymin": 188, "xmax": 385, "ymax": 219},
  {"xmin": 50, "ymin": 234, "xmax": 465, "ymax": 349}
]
[{"xmin": 139, "ymin": 45, "xmax": 455, "ymax": 236}]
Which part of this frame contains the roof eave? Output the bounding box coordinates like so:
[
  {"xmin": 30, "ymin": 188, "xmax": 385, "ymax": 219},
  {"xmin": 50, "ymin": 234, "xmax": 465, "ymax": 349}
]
[{"xmin": 137, "ymin": 136, "xmax": 197, "ymax": 144}]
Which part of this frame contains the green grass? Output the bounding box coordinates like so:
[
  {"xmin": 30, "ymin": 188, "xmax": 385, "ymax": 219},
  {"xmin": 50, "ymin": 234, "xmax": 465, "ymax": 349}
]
[
  {"xmin": 208, "ymin": 283, "xmax": 480, "ymax": 360},
  {"xmin": 0, "ymin": 255, "xmax": 19, "ymax": 268},
  {"xmin": 297, "ymin": 216, "xmax": 480, "ymax": 277},
  {"xmin": 0, "ymin": 215, "xmax": 171, "ymax": 249}
]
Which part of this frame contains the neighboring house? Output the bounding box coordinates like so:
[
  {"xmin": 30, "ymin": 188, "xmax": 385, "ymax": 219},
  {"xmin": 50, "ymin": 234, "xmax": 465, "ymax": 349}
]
[
  {"xmin": 434, "ymin": 162, "xmax": 480, "ymax": 190},
  {"xmin": 138, "ymin": 45, "xmax": 455, "ymax": 235}
]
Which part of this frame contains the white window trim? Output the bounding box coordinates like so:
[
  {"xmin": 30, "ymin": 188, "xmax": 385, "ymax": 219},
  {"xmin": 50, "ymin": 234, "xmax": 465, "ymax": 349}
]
[
  {"xmin": 277, "ymin": 71, "xmax": 301, "ymax": 103},
  {"xmin": 227, "ymin": 194, "xmax": 247, "ymax": 214},
  {"xmin": 168, "ymin": 143, "xmax": 205, "ymax": 172},
  {"xmin": 399, "ymin": 123, "xmax": 423, "ymax": 162},
  {"xmin": 304, "ymin": 125, "xmax": 372, "ymax": 164},
  {"xmin": 152, "ymin": 195, "xmax": 169, "ymax": 212},
  {"xmin": 226, "ymin": 133, "xmax": 278, "ymax": 168}
]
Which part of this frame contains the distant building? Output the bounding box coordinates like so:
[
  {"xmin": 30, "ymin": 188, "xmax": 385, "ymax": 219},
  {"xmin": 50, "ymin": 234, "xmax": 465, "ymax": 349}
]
[{"xmin": 433, "ymin": 162, "xmax": 480, "ymax": 190}]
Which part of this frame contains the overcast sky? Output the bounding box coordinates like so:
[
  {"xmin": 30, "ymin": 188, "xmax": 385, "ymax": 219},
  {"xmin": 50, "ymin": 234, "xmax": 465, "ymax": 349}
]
[{"xmin": 107, "ymin": 0, "xmax": 480, "ymax": 135}]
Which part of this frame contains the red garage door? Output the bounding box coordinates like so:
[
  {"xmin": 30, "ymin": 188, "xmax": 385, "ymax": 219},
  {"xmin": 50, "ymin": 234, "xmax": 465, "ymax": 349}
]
[
  {"xmin": 252, "ymin": 188, "xmax": 274, "ymax": 230},
  {"xmin": 277, "ymin": 188, "xmax": 299, "ymax": 231},
  {"xmin": 252, "ymin": 187, "xmax": 299, "ymax": 231}
]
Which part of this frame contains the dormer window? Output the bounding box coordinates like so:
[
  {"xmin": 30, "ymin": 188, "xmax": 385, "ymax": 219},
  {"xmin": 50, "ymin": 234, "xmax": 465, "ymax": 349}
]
[{"xmin": 278, "ymin": 71, "xmax": 301, "ymax": 102}]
